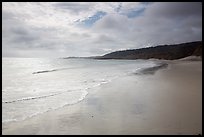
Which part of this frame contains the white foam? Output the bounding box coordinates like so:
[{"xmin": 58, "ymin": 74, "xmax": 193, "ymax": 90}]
[
  {"xmin": 2, "ymin": 92, "xmax": 61, "ymax": 104},
  {"xmin": 2, "ymin": 89, "xmax": 88, "ymax": 124}
]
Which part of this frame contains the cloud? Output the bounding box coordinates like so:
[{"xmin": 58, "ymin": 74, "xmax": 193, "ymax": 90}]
[
  {"xmin": 93, "ymin": 13, "xmax": 131, "ymax": 32},
  {"xmin": 91, "ymin": 2, "xmax": 202, "ymax": 49},
  {"xmin": 76, "ymin": 11, "xmax": 107, "ymax": 28},
  {"xmin": 118, "ymin": 2, "xmax": 150, "ymax": 18},
  {"xmin": 2, "ymin": 2, "xmax": 202, "ymax": 58},
  {"xmin": 53, "ymin": 2, "xmax": 93, "ymax": 15}
]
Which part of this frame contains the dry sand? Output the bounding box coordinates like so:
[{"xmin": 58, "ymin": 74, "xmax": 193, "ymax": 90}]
[{"xmin": 2, "ymin": 60, "xmax": 202, "ymax": 135}]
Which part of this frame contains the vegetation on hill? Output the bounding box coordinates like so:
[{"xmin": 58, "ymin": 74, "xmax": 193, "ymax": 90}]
[{"xmin": 96, "ymin": 41, "xmax": 202, "ymax": 60}]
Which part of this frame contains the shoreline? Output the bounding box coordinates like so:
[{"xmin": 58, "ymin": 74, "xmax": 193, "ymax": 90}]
[{"xmin": 2, "ymin": 59, "xmax": 202, "ymax": 135}]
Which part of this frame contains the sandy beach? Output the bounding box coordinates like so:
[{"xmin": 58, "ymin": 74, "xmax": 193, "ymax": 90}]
[{"xmin": 2, "ymin": 59, "xmax": 202, "ymax": 135}]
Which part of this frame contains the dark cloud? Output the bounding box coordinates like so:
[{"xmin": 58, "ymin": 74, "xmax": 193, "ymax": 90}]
[
  {"xmin": 2, "ymin": 11, "xmax": 15, "ymax": 20},
  {"xmin": 93, "ymin": 35, "xmax": 116, "ymax": 43},
  {"xmin": 146, "ymin": 2, "xmax": 202, "ymax": 19},
  {"xmin": 3, "ymin": 22, "xmax": 39, "ymax": 49},
  {"xmin": 12, "ymin": 28, "xmax": 28, "ymax": 35}
]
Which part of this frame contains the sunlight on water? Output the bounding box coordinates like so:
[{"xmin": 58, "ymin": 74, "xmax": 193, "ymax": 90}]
[{"xmin": 2, "ymin": 58, "xmax": 157, "ymax": 123}]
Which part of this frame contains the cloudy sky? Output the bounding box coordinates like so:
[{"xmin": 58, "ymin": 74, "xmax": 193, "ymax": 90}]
[{"xmin": 2, "ymin": 2, "xmax": 202, "ymax": 58}]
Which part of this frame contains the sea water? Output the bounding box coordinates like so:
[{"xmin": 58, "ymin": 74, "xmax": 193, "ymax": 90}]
[{"xmin": 2, "ymin": 57, "xmax": 158, "ymax": 123}]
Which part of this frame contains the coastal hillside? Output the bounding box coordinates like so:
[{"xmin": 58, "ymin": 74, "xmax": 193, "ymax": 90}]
[{"xmin": 96, "ymin": 41, "xmax": 202, "ymax": 60}]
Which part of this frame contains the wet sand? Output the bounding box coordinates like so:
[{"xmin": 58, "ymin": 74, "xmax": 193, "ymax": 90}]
[{"xmin": 2, "ymin": 60, "xmax": 202, "ymax": 135}]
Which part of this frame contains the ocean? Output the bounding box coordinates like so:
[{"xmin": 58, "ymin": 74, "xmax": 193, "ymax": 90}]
[{"xmin": 2, "ymin": 57, "xmax": 159, "ymax": 124}]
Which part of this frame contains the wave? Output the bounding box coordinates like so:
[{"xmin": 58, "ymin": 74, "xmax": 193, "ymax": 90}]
[
  {"xmin": 2, "ymin": 90, "xmax": 88, "ymax": 124},
  {"xmin": 32, "ymin": 69, "xmax": 57, "ymax": 74},
  {"xmin": 135, "ymin": 63, "xmax": 168, "ymax": 75},
  {"xmin": 2, "ymin": 92, "xmax": 62, "ymax": 104},
  {"xmin": 2, "ymin": 79, "xmax": 108, "ymax": 104},
  {"xmin": 2, "ymin": 118, "xmax": 18, "ymax": 123},
  {"xmin": 2, "ymin": 88, "xmax": 89, "ymax": 104},
  {"xmin": 32, "ymin": 67, "xmax": 77, "ymax": 74}
]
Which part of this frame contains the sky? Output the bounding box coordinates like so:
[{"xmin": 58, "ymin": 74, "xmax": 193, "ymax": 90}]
[{"xmin": 2, "ymin": 2, "xmax": 202, "ymax": 58}]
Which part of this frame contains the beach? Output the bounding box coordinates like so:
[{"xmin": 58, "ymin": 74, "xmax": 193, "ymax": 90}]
[{"xmin": 2, "ymin": 59, "xmax": 202, "ymax": 135}]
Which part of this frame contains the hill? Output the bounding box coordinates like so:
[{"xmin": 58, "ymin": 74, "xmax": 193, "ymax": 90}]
[{"xmin": 96, "ymin": 41, "xmax": 202, "ymax": 60}]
